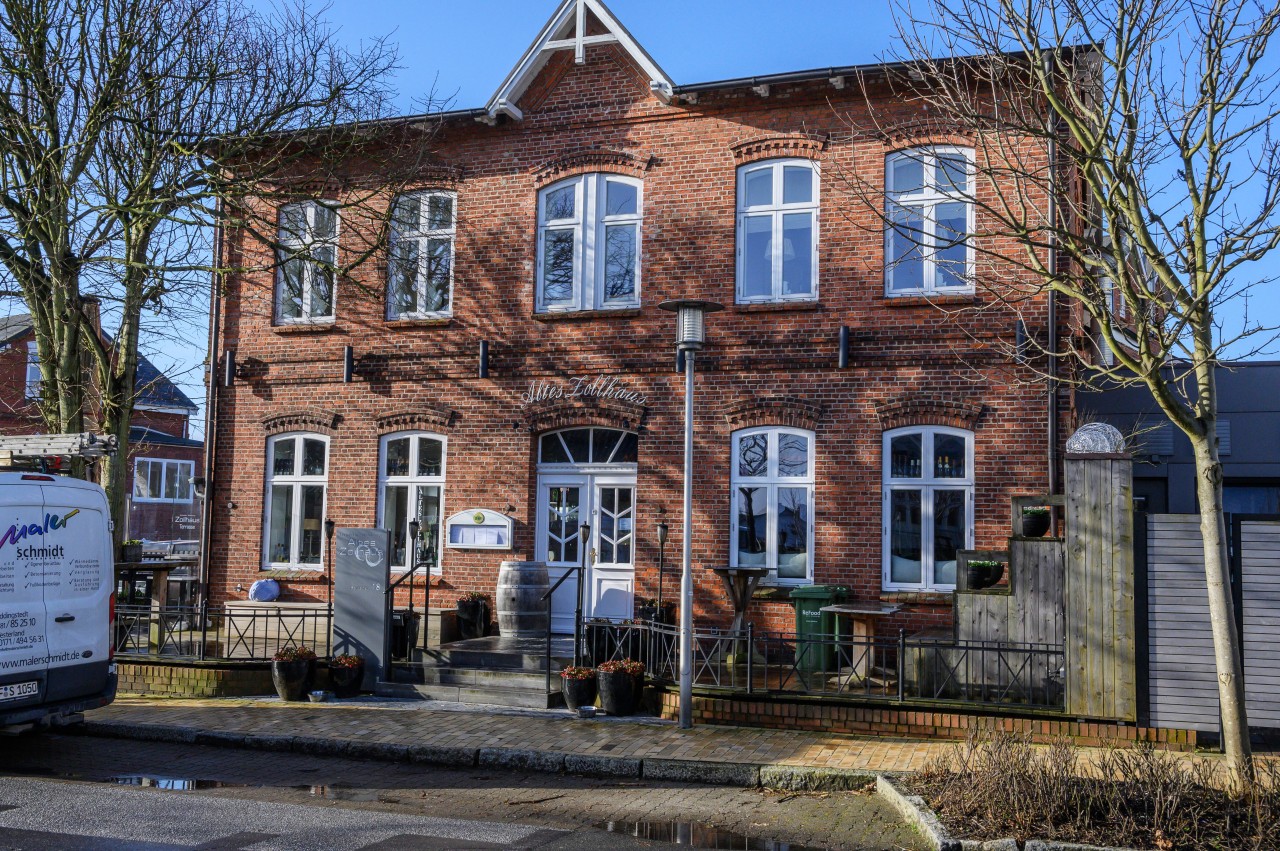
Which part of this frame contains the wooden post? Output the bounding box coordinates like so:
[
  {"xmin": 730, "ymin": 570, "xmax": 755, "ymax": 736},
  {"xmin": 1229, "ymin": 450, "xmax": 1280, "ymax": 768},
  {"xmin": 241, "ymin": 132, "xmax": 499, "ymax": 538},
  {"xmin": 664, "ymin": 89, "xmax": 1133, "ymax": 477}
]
[{"xmin": 1064, "ymin": 423, "xmax": 1137, "ymax": 721}]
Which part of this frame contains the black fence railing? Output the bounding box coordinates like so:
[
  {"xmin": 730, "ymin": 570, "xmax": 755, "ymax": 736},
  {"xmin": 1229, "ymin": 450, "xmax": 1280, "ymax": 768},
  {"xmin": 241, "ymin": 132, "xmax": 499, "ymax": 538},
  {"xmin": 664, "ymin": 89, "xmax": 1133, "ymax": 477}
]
[
  {"xmin": 114, "ymin": 605, "xmax": 333, "ymax": 661},
  {"xmin": 584, "ymin": 619, "xmax": 1065, "ymax": 711}
]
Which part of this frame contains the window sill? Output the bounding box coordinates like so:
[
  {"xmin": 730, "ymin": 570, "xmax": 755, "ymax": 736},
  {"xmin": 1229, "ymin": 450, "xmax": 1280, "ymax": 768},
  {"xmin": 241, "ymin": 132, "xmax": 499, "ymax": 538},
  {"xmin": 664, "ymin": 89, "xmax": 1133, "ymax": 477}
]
[
  {"xmin": 259, "ymin": 568, "xmax": 326, "ymax": 581},
  {"xmin": 386, "ymin": 317, "xmax": 453, "ymax": 329},
  {"xmin": 532, "ymin": 308, "xmax": 642, "ymax": 322},
  {"xmin": 273, "ymin": 322, "xmax": 338, "ymax": 334},
  {"xmin": 881, "ymin": 294, "xmax": 977, "ymax": 308},
  {"xmin": 733, "ymin": 301, "xmax": 822, "ymax": 314},
  {"xmin": 879, "ymin": 590, "xmax": 954, "ymax": 606}
]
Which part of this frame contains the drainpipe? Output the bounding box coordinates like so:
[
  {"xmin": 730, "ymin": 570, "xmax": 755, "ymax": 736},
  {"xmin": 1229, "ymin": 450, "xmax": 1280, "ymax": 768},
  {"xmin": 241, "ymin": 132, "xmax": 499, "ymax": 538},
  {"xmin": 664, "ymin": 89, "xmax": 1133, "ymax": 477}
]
[
  {"xmin": 197, "ymin": 199, "xmax": 224, "ymax": 658},
  {"xmin": 1045, "ymin": 60, "xmax": 1060, "ymax": 500}
]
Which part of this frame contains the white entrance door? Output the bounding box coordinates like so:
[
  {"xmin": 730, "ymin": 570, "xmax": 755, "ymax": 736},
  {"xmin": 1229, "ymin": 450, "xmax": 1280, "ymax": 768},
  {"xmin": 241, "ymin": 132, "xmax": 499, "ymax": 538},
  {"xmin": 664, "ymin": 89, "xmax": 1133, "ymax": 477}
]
[{"xmin": 536, "ymin": 474, "xmax": 636, "ymax": 633}]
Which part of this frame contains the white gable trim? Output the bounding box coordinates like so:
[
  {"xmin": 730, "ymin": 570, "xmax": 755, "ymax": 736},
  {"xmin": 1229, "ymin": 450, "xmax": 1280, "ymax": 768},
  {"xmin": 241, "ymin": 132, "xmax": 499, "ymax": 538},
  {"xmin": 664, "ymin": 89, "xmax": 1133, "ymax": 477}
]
[{"xmin": 483, "ymin": 0, "xmax": 674, "ymax": 120}]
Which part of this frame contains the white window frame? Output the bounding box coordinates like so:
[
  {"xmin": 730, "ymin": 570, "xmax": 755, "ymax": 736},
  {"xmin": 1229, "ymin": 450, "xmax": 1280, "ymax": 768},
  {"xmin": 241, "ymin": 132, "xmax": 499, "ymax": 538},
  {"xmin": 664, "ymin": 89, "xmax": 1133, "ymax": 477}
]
[
  {"xmin": 735, "ymin": 158, "xmax": 820, "ymax": 304},
  {"xmin": 536, "ymin": 173, "xmax": 643, "ymax": 313},
  {"xmin": 275, "ymin": 200, "xmax": 338, "ymax": 324},
  {"xmin": 24, "ymin": 341, "xmax": 40, "ymax": 399},
  {"xmin": 132, "ymin": 458, "xmax": 195, "ymax": 504},
  {"xmin": 376, "ymin": 431, "xmax": 447, "ymax": 575},
  {"xmin": 387, "ymin": 190, "xmax": 456, "ymax": 319},
  {"xmin": 881, "ymin": 425, "xmax": 975, "ymax": 592},
  {"xmin": 884, "ymin": 147, "xmax": 975, "ymax": 296},
  {"xmin": 263, "ymin": 432, "xmax": 329, "ymax": 570},
  {"xmin": 730, "ymin": 426, "xmax": 816, "ymax": 586}
]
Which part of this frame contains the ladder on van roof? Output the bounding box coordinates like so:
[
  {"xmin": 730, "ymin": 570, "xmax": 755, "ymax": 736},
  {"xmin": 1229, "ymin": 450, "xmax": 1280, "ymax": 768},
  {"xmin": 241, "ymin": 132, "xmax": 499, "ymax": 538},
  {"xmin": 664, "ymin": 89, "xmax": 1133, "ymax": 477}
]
[{"xmin": 0, "ymin": 433, "xmax": 118, "ymax": 469}]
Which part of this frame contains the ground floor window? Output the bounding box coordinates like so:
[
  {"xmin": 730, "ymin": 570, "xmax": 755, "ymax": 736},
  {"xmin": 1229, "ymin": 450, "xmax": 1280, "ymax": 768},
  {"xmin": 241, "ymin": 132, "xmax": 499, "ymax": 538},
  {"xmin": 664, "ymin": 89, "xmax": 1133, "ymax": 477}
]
[
  {"xmin": 379, "ymin": 432, "xmax": 446, "ymax": 572},
  {"xmin": 730, "ymin": 426, "xmax": 815, "ymax": 584},
  {"xmin": 882, "ymin": 426, "xmax": 973, "ymax": 591},
  {"xmin": 133, "ymin": 457, "xmax": 194, "ymax": 503},
  {"xmin": 264, "ymin": 433, "xmax": 328, "ymax": 568}
]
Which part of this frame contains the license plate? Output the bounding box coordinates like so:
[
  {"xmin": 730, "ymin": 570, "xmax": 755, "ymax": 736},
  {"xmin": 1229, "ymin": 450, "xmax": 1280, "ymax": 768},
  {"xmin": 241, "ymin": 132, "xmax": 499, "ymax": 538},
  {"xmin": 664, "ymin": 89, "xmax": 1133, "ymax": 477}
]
[{"xmin": 0, "ymin": 681, "xmax": 39, "ymax": 702}]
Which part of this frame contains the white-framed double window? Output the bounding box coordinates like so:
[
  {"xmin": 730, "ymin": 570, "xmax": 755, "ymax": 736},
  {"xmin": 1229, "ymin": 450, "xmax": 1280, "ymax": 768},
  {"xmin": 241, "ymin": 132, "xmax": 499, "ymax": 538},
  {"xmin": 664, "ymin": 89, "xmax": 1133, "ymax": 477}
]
[
  {"xmin": 885, "ymin": 147, "xmax": 974, "ymax": 295},
  {"xmin": 264, "ymin": 433, "xmax": 328, "ymax": 569},
  {"xmin": 736, "ymin": 159, "xmax": 819, "ymax": 303},
  {"xmin": 276, "ymin": 200, "xmax": 337, "ymax": 323},
  {"xmin": 133, "ymin": 458, "xmax": 195, "ymax": 504},
  {"xmin": 730, "ymin": 427, "xmax": 815, "ymax": 584},
  {"xmin": 24, "ymin": 341, "xmax": 40, "ymax": 399},
  {"xmin": 536, "ymin": 173, "xmax": 642, "ymax": 312},
  {"xmin": 388, "ymin": 191, "xmax": 455, "ymax": 319},
  {"xmin": 882, "ymin": 426, "xmax": 974, "ymax": 591},
  {"xmin": 377, "ymin": 432, "xmax": 446, "ymax": 574}
]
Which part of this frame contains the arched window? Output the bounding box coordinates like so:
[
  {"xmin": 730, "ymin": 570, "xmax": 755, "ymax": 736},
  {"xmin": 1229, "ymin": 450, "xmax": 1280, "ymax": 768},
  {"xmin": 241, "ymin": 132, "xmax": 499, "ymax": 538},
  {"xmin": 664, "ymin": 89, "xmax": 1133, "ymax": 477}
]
[
  {"xmin": 388, "ymin": 191, "xmax": 456, "ymax": 319},
  {"xmin": 537, "ymin": 174, "xmax": 642, "ymax": 312},
  {"xmin": 264, "ymin": 433, "xmax": 328, "ymax": 568},
  {"xmin": 538, "ymin": 427, "xmax": 638, "ymax": 468},
  {"xmin": 882, "ymin": 426, "xmax": 974, "ymax": 590},
  {"xmin": 378, "ymin": 432, "xmax": 446, "ymax": 573},
  {"xmin": 731, "ymin": 427, "xmax": 815, "ymax": 583},
  {"xmin": 885, "ymin": 147, "xmax": 974, "ymax": 295},
  {"xmin": 736, "ymin": 159, "xmax": 819, "ymax": 303}
]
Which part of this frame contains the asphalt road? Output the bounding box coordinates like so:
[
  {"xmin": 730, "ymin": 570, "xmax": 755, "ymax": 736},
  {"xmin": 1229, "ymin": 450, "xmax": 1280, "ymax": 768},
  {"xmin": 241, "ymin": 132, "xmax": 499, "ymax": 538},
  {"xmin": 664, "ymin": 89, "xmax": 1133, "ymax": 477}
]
[{"xmin": 0, "ymin": 733, "xmax": 928, "ymax": 850}]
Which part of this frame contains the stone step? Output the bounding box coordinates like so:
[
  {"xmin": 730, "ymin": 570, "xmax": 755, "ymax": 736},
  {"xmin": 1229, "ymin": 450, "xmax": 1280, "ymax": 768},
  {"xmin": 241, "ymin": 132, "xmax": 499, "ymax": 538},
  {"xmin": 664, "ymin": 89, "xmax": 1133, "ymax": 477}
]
[
  {"xmin": 418, "ymin": 666, "xmax": 553, "ymax": 691},
  {"xmin": 425, "ymin": 635, "xmax": 576, "ymax": 672},
  {"xmin": 376, "ymin": 680, "xmax": 566, "ymax": 710}
]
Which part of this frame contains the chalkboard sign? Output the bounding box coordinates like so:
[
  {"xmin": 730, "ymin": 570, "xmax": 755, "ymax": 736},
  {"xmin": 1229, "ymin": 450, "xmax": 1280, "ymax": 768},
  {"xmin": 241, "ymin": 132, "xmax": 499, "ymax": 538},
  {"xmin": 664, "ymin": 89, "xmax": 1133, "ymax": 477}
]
[
  {"xmin": 333, "ymin": 527, "xmax": 391, "ymax": 690},
  {"xmin": 445, "ymin": 509, "xmax": 513, "ymax": 550}
]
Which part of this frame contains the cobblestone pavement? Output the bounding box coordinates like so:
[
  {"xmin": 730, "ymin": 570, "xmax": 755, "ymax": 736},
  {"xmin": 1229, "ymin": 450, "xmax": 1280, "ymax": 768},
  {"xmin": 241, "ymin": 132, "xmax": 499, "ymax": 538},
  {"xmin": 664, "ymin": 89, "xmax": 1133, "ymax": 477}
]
[
  {"xmin": 90, "ymin": 697, "xmax": 948, "ymax": 773},
  {"xmin": 1, "ymin": 734, "xmax": 930, "ymax": 850}
]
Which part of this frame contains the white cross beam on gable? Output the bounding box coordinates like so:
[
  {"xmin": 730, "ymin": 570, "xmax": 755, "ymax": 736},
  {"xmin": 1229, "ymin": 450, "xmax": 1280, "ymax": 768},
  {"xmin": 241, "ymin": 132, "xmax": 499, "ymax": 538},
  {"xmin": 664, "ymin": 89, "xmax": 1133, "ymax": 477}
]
[{"xmin": 544, "ymin": 0, "xmax": 618, "ymax": 65}]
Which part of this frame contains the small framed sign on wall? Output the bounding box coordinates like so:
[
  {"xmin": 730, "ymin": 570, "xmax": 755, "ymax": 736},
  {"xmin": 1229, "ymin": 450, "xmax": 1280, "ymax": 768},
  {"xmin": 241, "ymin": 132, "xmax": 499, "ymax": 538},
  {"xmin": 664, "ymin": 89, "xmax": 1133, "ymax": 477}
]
[{"xmin": 445, "ymin": 509, "xmax": 514, "ymax": 550}]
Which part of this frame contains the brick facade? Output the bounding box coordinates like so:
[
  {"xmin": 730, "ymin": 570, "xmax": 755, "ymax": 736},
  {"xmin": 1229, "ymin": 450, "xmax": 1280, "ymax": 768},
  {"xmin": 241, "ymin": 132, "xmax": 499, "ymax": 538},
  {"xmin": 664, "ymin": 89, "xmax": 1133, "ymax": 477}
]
[{"xmin": 209, "ymin": 10, "xmax": 1066, "ymax": 641}]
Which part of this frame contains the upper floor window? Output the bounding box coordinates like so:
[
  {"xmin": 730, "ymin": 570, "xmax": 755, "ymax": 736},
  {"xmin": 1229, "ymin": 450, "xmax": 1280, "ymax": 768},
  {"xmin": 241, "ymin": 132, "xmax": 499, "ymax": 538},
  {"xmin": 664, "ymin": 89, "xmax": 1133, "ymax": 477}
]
[
  {"xmin": 264, "ymin": 433, "xmax": 328, "ymax": 568},
  {"xmin": 378, "ymin": 432, "xmax": 446, "ymax": 573},
  {"xmin": 731, "ymin": 427, "xmax": 815, "ymax": 584},
  {"xmin": 885, "ymin": 147, "xmax": 973, "ymax": 295},
  {"xmin": 389, "ymin": 191, "xmax": 455, "ymax": 319},
  {"xmin": 276, "ymin": 200, "xmax": 337, "ymax": 323},
  {"xmin": 882, "ymin": 426, "xmax": 973, "ymax": 591},
  {"xmin": 537, "ymin": 174, "xmax": 642, "ymax": 312},
  {"xmin": 133, "ymin": 458, "xmax": 194, "ymax": 504},
  {"xmin": 25, "ymin": 341, "xmax": 40, "ymax": 399},
  {"xmin": 736, "ymin": 159, "xmax": 819, "ymax": 303}
]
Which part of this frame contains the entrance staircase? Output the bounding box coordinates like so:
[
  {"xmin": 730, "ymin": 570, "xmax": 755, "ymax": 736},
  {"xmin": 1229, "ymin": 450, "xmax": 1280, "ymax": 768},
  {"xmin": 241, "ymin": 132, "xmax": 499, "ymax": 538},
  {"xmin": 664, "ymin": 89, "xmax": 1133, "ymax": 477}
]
[{"xmin": 377, "ymin": 635, "xmax": 575, "ymax": 709}]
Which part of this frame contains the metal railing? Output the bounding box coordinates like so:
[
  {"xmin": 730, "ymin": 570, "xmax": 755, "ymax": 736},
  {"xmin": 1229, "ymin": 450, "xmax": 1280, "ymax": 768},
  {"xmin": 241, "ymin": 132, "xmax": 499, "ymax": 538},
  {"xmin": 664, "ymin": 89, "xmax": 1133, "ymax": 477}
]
[
  {"xmin": 114, "ymin": 605, "xmax": 333, "ymax": 661},
  {"xmin": 587, "ymin": 620, "xmax": 1066, "ymax": 711}
]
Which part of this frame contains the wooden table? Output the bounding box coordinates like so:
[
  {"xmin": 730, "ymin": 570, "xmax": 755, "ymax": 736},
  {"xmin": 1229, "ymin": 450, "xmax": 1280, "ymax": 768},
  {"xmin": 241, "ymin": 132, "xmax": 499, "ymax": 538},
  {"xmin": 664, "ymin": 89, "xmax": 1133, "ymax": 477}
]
[
  {"xmin": 819, "ymin": 602, "xmax": 902, "ymax": 679},
  {"xmin": 709, "ymin": 566, "xmax": 770, "ymax": 667}
]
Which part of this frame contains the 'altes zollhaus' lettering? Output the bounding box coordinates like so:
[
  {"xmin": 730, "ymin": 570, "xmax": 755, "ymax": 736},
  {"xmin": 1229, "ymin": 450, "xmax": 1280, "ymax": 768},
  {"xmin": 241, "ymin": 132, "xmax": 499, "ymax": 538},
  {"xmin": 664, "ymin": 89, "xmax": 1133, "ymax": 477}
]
[{"xmin": 520, "ymin": 376, "xmax": 649, "ymax": 409}]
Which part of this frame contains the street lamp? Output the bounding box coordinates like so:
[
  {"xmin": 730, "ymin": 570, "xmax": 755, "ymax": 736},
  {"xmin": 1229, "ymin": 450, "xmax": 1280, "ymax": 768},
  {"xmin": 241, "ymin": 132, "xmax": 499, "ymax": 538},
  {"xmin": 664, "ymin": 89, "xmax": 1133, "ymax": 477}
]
[
  {"xmin": 576, "ymin": 521, "xmax": 590, "ymax": 667},
  {"xmin": 658, "ymin": 298, "xmax": 723, "ymax": 729}
]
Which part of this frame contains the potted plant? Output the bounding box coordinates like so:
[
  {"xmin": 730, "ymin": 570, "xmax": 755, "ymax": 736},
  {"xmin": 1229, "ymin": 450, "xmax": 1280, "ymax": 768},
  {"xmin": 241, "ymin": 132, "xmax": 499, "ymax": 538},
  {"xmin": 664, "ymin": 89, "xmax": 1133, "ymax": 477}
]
[
  {"xmin": 270, "ymin": 645, "xmax": 317, "ymax": 701},
  {"xmin": 965, "ymin": 560, "xmax": 1006, "ymax": 591},
  {"xmin": 559, "ymin": 665, "xmax": 597, "ymax": 710},
  {"xmin": 119, "ymin": 539, "xmax": 143, "ymax": 563},
  {"xmin": 637, "ymin": 598, "xmax": 676, "ymax": 625},
  {"xmin": 596, "ymin": 658, "xmax": 644, "ymax": 716},
  {"xmin": 455, "ymin": 591, "xmax": 490, "ymax": 640},
  {"xmin": 1021, "ymin": 506, "xmax": 1051, "ymax": 537},
  {"xmin": 328, "ymin": 653, "xmax": 365, "ymax": 698}
]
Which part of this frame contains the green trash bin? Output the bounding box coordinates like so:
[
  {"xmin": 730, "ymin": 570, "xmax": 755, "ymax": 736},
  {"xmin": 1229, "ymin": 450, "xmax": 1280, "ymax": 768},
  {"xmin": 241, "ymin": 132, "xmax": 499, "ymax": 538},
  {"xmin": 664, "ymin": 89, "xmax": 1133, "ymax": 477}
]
[{"xmin": 789, "ymin": 585, "xmax": 848, "ymax": 673}]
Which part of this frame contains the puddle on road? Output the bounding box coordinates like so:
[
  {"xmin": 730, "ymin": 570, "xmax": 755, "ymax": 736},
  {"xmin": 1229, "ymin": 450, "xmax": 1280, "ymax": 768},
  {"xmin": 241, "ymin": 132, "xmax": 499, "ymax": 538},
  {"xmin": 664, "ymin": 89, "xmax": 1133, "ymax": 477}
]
[
  {"xmin": 595, "ymin": 820, "xmax": 826, "ymax": 850},
  {"xmin": 110, "ymin": 776, "xmax": 243, "ymax": 791}
]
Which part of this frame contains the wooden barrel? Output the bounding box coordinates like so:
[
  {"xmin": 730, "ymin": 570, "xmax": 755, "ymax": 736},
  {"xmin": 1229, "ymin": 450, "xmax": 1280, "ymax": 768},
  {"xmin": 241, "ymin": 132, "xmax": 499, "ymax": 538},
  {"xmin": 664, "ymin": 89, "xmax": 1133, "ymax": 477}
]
[{"xmin": 496, "ymin": 561, "xmax": 551, "ymax": 638}]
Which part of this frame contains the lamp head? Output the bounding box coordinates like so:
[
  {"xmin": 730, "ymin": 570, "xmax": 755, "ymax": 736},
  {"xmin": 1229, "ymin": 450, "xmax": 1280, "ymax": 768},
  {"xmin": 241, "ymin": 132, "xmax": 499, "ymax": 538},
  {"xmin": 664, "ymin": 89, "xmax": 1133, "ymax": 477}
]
[
  {"xmin": 408, "ymin": 519, "xmax": 420, "ymax": 542},
  {"xmin": 324, "ymin": 517, "xmax": 335, "ymax": 539},
  {"xmin": 657, "ymin": 521, "xmax": 669, "ymax": 545},
  {"xmin": 659, "ymin": 299, "xmax": 724, "ymax": 351}
]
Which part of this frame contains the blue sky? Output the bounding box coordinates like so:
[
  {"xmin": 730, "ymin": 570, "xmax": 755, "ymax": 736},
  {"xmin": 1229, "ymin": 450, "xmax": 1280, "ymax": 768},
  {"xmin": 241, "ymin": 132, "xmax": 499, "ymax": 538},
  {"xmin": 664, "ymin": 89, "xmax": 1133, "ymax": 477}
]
[{"xmin": 164, "ymin": 0, "xmax": 1278, "ymax": 436}]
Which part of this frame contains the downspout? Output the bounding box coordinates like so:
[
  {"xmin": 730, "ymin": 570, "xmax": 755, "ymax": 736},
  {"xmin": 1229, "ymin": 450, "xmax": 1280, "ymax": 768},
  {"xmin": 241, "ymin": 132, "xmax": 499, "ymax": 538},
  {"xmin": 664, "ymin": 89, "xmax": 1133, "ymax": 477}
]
[
  {"xmin": 1045, "ymin": 65, "xmax": 1060, "ymax": 499},
  {"xmin": 197, "ymin": 198, "xmax": 224, "ymax": 654}
]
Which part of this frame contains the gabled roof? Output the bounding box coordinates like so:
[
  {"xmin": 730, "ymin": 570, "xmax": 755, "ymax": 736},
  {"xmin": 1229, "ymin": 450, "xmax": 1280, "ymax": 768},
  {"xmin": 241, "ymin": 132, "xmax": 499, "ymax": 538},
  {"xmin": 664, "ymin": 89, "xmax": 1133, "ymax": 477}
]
[
  {"xmin": 0, "ymin": 313, "xmax": 197, "ymax": 413},
  {"xmin": 483, "ymin": 0, "xmax": 674, "ymax": 121}
]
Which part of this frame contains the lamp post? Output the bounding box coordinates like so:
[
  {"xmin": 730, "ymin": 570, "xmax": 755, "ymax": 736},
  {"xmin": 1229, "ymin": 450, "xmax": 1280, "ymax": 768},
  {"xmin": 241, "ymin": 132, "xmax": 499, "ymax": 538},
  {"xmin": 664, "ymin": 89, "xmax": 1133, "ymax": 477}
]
[
  {"xmin": 324, "ymin": 518, "xmax": 336, "ymax": 654},
  {"xmin": 658, "ymin": 299, "xmax": 723, "ymax": 729},
  {"xmin": 576, "ymin": 521, "xmax": 590, "ymax": 667},
  {"xmin": 655, "ymin": 521, "xmax": 669, "ymax": 616}
]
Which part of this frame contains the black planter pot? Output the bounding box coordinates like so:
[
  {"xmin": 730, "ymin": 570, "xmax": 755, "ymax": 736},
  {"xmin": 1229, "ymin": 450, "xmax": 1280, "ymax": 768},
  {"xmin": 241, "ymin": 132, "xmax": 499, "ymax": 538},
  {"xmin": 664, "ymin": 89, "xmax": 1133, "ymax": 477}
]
[
  {"xmin": 586, "ymin": 622, "xmax": 642, "ymax": 666},
  {"xmin": 561, "ymin": 675, "xmax": 597, "ymax": 710},
  {"xmin": 596, "ymin": 669, "xmax": 636, "ymax": 716},
  {"xmin": 329, "ymin": 662, "xmax": 365, "ymax": 698},
  {"xmin": 1022, "ymin": 512, "xmax": 1051, "ymax": 537},
  {"xmin": 271, "ymin": 659, "xmax": 315, "ymax": 701},
  {"xmin": 637, "ymin": 602, "xmax": 676, "ymax": 625},
  {"xmin": 119, "ymin": 543, "xmax": 142, "ymax": 564},
  {"xmin": 456, "ymin": 600, "xmax": 489, "ymax": 640},
  {"xmin": 965, "ymin": 563, "xmax": 1006, "ymax": 591}
]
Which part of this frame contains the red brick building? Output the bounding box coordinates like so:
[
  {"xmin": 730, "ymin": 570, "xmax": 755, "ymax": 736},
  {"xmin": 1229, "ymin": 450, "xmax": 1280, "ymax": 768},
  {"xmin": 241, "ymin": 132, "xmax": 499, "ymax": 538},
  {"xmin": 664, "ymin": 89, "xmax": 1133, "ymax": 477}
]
[
  {"xmin": 208, "ymin": 0, "xmax": 1070, "ymax": 636},
  {"xmin": 0, "ymin": 312, "xmax": 203, "ymax": 545}
]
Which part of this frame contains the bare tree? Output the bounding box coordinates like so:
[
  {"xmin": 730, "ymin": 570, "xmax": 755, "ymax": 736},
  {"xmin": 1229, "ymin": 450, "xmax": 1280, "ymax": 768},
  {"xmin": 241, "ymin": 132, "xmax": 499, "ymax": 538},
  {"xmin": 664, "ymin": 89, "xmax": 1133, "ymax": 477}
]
[
  {"xmin": 0, "ymin": 0, "xmax": 441, "ymax": 533},
  {"xmin": 836, "ymin": 0, "xmax": 1280, "ymax": 784}
]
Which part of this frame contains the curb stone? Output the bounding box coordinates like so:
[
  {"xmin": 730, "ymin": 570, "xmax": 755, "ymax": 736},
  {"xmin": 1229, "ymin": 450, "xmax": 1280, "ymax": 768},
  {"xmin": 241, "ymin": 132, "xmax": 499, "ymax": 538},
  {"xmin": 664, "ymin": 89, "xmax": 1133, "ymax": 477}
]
[
  {"xmin": 874, "ymin": 775, "xmax": 1139, "ymax": 851},
  {"xmin": 407, "ymin": 744, "xmax": 479, "ymax": 768},
  {"xmin": 759, "ymin": 765, "xmax": 875, "ymax": 792},
  {"xmin": 642, "ymin": 758, "xmax": 759, "ymax": 788},
  {"xmin": 478, "ymin": 748, "xmax": 567, "ymax": 774},
  {"xmin": 563, "ymin": 754, "xmax": 642, "ymax": 778}
]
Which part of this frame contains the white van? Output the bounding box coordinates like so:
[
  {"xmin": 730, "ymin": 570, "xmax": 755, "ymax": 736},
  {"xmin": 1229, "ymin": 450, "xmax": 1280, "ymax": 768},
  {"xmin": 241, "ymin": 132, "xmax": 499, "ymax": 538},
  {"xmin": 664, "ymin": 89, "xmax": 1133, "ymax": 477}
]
[{"xmin": 0, "ymin": 471, "xmax": 116, "ymax": 731}]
